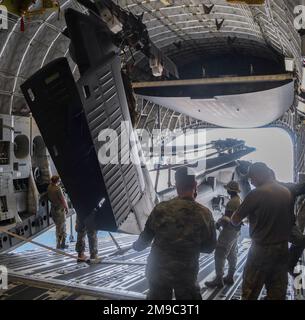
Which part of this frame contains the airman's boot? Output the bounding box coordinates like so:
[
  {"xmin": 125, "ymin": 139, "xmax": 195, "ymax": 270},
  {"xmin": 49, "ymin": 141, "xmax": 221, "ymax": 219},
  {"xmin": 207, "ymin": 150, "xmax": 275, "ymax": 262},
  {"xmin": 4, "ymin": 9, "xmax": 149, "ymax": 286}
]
[
  {"xmin": 205, "ymin": 276, "xmax": 224, "ymax": 289},
  {"xmin": 77, "ymin": 253, "xmax": 89, "ymax": 263},
  {"xmin": 60, "ymin": 239, "xmax": 69, "ymax": 249},
  {"xmin": 89, "ymin": 254, "xmax": 102, "ymax": 264},
  {"xmin": 223, "ymin": 274, "xmax": 235, "ymax": 285}
]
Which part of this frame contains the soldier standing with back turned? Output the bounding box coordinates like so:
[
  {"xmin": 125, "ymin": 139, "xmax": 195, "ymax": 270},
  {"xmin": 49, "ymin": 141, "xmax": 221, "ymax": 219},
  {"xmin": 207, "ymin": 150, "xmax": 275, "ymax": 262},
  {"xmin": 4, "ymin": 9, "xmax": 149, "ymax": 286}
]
[
  {"xmin": 47, "ymin": 175, "xmax": 69, "ymax": 249},
  {"xmin": 231, "ymin": 163, "xmax": 293, "ymax": 300},
  {"xmin": 75, "ymin": 216, "xmax": 100, "ymax": 264},
  {"xmin": 133, "ymin": 166, "xmax": 217, "ymax": 300},
  {"xmin": 205, "ymin": 181, "xmax": 241, "ymax": 288}
]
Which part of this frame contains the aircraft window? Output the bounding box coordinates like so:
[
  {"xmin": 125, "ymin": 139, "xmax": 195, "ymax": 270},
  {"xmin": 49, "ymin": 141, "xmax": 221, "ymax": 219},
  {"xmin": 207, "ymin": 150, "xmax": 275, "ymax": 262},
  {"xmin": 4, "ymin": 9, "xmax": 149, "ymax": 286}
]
[{"xmin": 14, "ymin": 135, "xmax": 30, "ymax": 159}]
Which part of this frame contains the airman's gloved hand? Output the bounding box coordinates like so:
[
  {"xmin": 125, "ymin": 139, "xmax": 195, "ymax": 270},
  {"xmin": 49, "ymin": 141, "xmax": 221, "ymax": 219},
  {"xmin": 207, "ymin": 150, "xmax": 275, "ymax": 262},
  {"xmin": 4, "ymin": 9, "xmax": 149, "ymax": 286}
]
[
  {"xmin": 133, "ymin": 239, "xmax": 150, "ymax": 252},
  {"xmin": 222, "ymin": 216, "xmax": 231, "ymax": 224},
  {"xmin": 216, "ymin": 216, "xmax": 230, "ymax": 229},
  {"xmin": 215, "ymin": 220, "xmax": 221, "ymax": 230}
]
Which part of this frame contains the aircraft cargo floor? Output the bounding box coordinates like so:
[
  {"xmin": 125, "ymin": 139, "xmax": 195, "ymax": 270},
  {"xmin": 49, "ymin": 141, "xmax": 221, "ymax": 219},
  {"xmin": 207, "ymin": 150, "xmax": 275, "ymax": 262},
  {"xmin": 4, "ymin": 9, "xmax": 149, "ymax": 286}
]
[{"xmin": 0, "ymin": 233, "xmax": 298, "ymax": 300}]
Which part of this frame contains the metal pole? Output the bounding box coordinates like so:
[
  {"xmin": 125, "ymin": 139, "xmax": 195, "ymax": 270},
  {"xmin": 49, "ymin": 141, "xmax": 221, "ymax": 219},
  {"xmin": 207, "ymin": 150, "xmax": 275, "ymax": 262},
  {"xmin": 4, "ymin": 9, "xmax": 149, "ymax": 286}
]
[
  {"xmin": 154, "ymin": 163, "xmax": 160, "ymax": 192},
  {"xmin": 108, "ymin": 232, "xmax": 121, "ymax": 251},
  {"xmin": 69, "ymin": 213, "xmax": 75, "ymax": 242},
  {"xmin": 168, "ymin": 160, "xmax": 171, "ymax": 188}
]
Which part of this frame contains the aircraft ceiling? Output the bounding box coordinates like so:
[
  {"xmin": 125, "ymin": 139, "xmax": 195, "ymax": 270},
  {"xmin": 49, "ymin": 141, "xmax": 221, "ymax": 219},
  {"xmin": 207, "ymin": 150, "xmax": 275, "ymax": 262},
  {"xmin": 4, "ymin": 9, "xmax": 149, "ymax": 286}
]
[{"xmin": 0, "ymin": 0, "xmax": 301, "ymax": 127}]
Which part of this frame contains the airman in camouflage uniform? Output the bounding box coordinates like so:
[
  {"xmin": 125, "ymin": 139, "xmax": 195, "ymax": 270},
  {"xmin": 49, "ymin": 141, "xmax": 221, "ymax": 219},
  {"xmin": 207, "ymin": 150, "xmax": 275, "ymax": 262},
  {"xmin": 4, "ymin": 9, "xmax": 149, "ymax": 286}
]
[
  {"xmin": 75, "ymin": 216, "xmax": 99, "ymax": 262},
  {"xmin": 205, "ymin": 181, "xmax": 241, "ymax": 288},
  {"xmin": 133, "ymin": 167, "xmax": 217, "ymax": 300},
  {"xmin": 232, "ymin": 163, "xmax": 293, "ymax": 300},
  {"xmin": 279, "ymin": 183, "xmax": 305, "ymax": 276},
  {"xmin": 47, "ymin": 176, "xmax": 68, "ymax": 249}
]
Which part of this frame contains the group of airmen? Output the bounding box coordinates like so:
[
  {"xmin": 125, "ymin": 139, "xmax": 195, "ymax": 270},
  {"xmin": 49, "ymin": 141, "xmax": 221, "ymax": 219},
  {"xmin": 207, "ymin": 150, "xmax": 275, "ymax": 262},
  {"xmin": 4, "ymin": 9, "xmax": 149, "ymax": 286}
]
[
  {"xmin": 133, "ymin": 163, "xmax": 305, "ymax": 300},
  {"xmin": 47, "ymin": 162, "xmax": 305, "ymax": 300}
]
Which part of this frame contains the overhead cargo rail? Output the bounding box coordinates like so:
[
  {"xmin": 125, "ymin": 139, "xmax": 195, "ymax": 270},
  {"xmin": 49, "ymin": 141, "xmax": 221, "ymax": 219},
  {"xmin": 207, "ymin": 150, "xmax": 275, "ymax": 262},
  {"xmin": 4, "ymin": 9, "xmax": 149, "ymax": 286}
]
[{"xmin": 132, "ymin": 74, "xmax": 294, "ymax": 89}]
